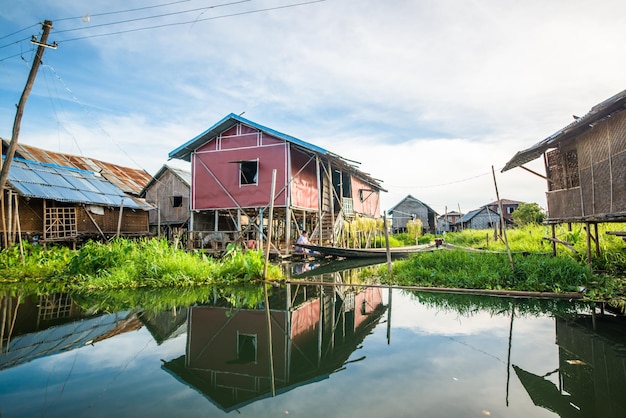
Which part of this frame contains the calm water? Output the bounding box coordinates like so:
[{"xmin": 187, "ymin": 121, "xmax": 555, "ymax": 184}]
[{"xmin": 1, "ymin": 261, "xmax": 625, "ymax": 418}]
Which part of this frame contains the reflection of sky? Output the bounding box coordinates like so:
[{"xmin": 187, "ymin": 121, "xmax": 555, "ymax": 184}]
[{"xmin": 1, "ymin": 291, "xmax": 565, "ymax": 417}]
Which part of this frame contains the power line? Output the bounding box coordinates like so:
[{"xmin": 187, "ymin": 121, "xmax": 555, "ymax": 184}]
[
  {"xmin": 54, "ymin": 0, "xmax": 253, "ymax": 35},
  {"xmin": 386, "ymin": 170, "xmax": 495, "ymax": 190},
  {"xmin": 54, "ymin": 0, "xmax": 198, "ymax": 22},
  {"xmin": 57, "ymin": 0, "xmax": 326, "ymax": 43},
  {"xmin": 0, "ymin": 49, "xmax": 34, "ymax": 63},
  {"xmin": 0, "ymin": 23, "xmax": 39, "ymax": 41}
]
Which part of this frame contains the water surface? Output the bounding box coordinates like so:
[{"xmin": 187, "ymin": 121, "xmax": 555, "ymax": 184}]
[{"xmin": 1, "ymin": 263, "xmax": 624, "ymax": 417}]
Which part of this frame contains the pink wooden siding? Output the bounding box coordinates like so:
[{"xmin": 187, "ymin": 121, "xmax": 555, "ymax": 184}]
[
  {"xmin": 351, "ymin": 176, "xmax": 381, "ymax": 217},
  {"xmin": 192, "ymin": 130, "xmax": 288, "ymax": 210},
  {"xmin": 290, "ymin": 148, "xmax": 319, "ymax": 210}
]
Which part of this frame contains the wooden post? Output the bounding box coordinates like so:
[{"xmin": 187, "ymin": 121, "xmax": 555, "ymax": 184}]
[
  {"xmin": 0, "ymin": 193, "xmax": 6, "ymax": 248},
  {"xmin": 551, "ymin": 224, "xmax": 557, "ymax": 256},
  {"xmin": 263, "ymin": 170, "xmax": 277, "ymax": 278},
  {"xmin": 262, "ymin": 169, "xmax": 277, "ymax": 395},
  {"xmin": 492, "ymin": 166, "xmax": 514, "ymax": 271},
  {"xmin": 383, "ymin": 211, "xmax": 392, "ymax": 275},
  {"xmin": 585, "ymin": 222, "xmax": 592, "ymax": 267},
  {"xmin": 0, "ymin": 21, "xmax": 54, "ymax": 191},
  {"xmin": 14, "ymin": 193, "xmax": 24, "ymax": 263},
  {"xmin": 115, "ymin": 198, "xmax": 124, "ymax": 238},
  {"xmin": 594, "ymin": 223, "xmax": 600, "ymax": 258},
  {"xmin": 7, "ymin": 191, "xmax": 13, "ymax": 245}
]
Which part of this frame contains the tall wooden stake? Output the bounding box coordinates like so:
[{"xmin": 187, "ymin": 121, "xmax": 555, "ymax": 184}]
[
  {"xmin": 0, "ymin": 20, "xmax": 55, "ymax": 191},
  {"xmin": 492, "ymin": 166, "xmax": 514, "ymax": 271},
  {"xmin": 263, "ymin": 169, "xmax": 277, "ymax": 396}
]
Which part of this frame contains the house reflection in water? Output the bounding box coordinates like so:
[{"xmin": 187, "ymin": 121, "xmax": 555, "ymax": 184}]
[
  {"xmin": 162, "ymin": 283, "xmax": 386, "ymax": 411},
  {"xmin": 0, "ymin": 292, "xmax": 140, "ymax": 371},
  {"xmin": 515, "ymin": 309, "xmax": 626, "ymax": 418}
]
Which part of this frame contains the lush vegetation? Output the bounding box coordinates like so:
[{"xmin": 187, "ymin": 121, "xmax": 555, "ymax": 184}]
[
  {"xmin": 378, "ymin": 223, "xmax": 626, "ymax": 310},
  {"xmin": 0, "ymin": 238, "xmax": 281, "ymax": 291},
  {"xmin": 379, "ymin": 251, "xmax": 591, "ymax": 293}
]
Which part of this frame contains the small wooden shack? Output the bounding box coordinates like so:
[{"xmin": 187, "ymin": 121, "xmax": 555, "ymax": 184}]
[
  {"xmin": 141, "ymin": 164, "xmax": 191, "ymax": 243},
  {"xmin": 1, "ymin": 157, "xmax": 152, "ymax": 247},
  {"xmin": 388, "ymin": 195, "xmax": 438, "ymax": 234},
  {"xmin": 502, "ymin": 89, "xmax": 626, "ymax": 260},
  {"xmin": 168, "ymin": 113, "xmax": 385, "ymax": 254}
]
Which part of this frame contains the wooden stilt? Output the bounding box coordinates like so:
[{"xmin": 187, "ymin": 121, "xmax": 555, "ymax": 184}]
[
  {"xmin": 0, "ymin": 193, "xmax": 7, "ymax": 249},
  {"xmin": 14, "ymin": 193, "xmax": 24, "ymax": 263}
]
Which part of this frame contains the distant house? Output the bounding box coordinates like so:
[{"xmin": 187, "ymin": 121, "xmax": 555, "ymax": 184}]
[
  {"xmin": 459, "ymin": 206, "xmax": 503, "ymax": 230},
  {"xmin": 502, "ymin": 89, "xmax": 626, "ymax": 258},
  {"xmin": 388, "ymin": 195, "xmax": 438, "ymax": 234},
  {"xmin": 484, "ymin": 199, "xmax": 522, "ymax": 222},
  {"xmin": 141, "ymin": 164, "xmax": 191, "ymax": 243},
  {"xmin": 1, "ymin": 140, "xmax": 153, "ymax": 247},
  {"xmin": 436, "ymin": 210, "xmax": 463, "ymax": 233},
  {"xmin": 168, "ymin": 113, "xmax": 385, "ymax": 253}
]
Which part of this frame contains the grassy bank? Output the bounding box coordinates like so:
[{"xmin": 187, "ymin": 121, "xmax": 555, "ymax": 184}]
[
  {"xmin": 383, "ymin": 223, "xmax": 626, "ymax": 310},
  {"xmin": 0, "ymin": 238, "xmax": 281, "ymax": 291}
]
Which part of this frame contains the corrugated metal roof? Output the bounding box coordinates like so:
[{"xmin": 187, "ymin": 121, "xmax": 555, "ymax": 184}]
[
  {"xmin": 168, "ymin": 113, "xmax": 385, "ymax": 191},
  {"xmin": 502, "ymin": 89, "xmax": 626, "ymax": 172},
  {"xmin": 5, "ymin": 157, "xmax": 145, "ymax": 210},
  {"xmin": 2, "ymin": 140, "xmax": 152, "ymax": 195}
]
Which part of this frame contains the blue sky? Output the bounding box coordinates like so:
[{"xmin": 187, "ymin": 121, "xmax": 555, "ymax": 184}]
[{"xmin": 2, "ymin": 0, "xmax": 626, "ymax": 214}]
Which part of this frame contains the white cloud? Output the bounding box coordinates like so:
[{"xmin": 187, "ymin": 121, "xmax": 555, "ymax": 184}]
[{"xmin": 2, "ymin": 0, "xmax": 626, "ymax": 213}]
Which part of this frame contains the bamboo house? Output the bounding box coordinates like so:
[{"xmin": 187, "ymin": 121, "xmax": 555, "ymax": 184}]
[{"xmin": 502, "ymin": 89, "xmax": 626, "ymax": 260}]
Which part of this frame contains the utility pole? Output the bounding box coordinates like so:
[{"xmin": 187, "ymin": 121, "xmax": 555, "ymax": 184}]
[{"xmin": 0, "ymin": 20, "xmax": 56, "ymax": 191}]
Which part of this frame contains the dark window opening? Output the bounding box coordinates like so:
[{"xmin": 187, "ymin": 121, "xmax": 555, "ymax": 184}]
[
  {"xmin": 240, "ymin": 161, "xmax": 258, "ymax": 185},
  {"xmin": 172, "ymin": 196, "xmax": 183, "ymax": 207},
  {"xmin": 237, "ymin": 333, "xmax": 257, "ymax": 363}
]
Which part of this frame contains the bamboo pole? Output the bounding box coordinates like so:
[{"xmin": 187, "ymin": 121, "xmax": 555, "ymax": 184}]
[
  {"xmin": 263, "ymin": 169, "xmax": 277, "ymax": 397},
  {"xmin": 14, "ymin": 193, "xmax": 24, "ymax": 263},
  {"xmin": 115, "ymin": 198, "xmax": 124, "ymax": 238},
  {"xmin": 1, "ymin": 193, "xmax": 6, "ymax": 248},
  {"xmin": 492, "ymin": 166, "xmax": 514, "ymax": 271}
]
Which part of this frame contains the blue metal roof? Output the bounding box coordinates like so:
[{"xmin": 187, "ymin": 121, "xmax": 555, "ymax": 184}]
[
  {"xmin": 168, "ymin": 113, "xmax": 329, "ymax": 161},
  {"xmin": 5, "ymin": 157, "xmax": 143, "ymax": 209}
]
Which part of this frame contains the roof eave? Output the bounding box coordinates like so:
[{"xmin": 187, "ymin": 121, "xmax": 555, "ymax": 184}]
[{"xmin": 502, "ymin": 89, "xmax": 626, "ymax": 172}]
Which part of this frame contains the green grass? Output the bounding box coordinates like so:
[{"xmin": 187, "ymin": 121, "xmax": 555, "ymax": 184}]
[
  {"xmin": 384, "ymin": 223, "xmax": 626, "ymax": 310},
  {"xmin": 380, "ymin": 250, "xmax": 592, "ymax": 293},
  {"xmin": 0, "ymin": 238, "xmax": 282, "ymax": 291}
]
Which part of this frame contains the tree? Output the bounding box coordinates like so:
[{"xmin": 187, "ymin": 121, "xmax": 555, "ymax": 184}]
[{"xmin": 511, "ymin": 202, "xmax": 545, "ymax": 226}]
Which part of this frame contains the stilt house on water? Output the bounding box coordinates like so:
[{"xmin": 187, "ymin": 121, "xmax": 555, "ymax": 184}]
[
  {"xmin": 1, "ymin": 140, "xmax": 153, "ymax": 248},
  {"xmin": 502, "ymin": 89, "xmax": 626, "ymax": 261},
  {"xmin": 168, "ymin": 113, "xmax": 385, "ymax": 255},
  {"xmin": 141, "ymin": 164, "xmax": 191, "ymax": 244}
]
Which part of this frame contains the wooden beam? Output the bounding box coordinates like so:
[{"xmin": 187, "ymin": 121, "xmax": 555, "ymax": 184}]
[{"xmin": 542, "ymin": 237, "xmax": 578, "ymax": 253}]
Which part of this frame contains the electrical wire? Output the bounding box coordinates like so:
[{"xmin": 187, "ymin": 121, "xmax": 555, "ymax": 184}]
[
  {"xmin": 386, "ymin": 170, "xmax": 495, "ymax": 190},
  {"xmin": 54, "ymin": 0, "xmax": 252, "ymax": 35},
  {"xmin": 54, "ymin": 0, "xmax": 198, "ymax": 22},
  {"xmin": 0, "ymin": 23, "xmax": 38, "ymax": 41},
  {"xmin": 57, "ymin": 0, "xmax": 326, "ymax": 43}
]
